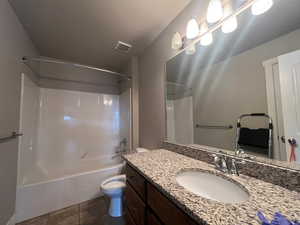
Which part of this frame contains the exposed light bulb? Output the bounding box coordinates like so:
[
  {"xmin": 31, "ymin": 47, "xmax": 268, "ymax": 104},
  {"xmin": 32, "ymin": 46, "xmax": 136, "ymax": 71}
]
[
  {"xmin": 207, "ymin": 0, "xmax": 224, "ymax": 24},
  {"xmin": 200, "ymin": 23, "xmax": 213, "ymax": 46},
  {"xmin": 251, "ymin": 0, "xmax": 273, "ymax": 15},
  {"xmin": 222, "ymin": 16, "xmax": 237, "ymax": 33},
  {"xmin": 171, "ymin": 32, "xmax": 183, "ymax": 50},
  {"xmin": 222, "ymin": 3, "xmax": 238, "ymax": 33},
  {"xmin": 185, "ymin": 44, "xmax": 196, "ymax": 55},
  {"xmin": 186, "ymin": 19, "xmax": 200, "ymax": 39}
]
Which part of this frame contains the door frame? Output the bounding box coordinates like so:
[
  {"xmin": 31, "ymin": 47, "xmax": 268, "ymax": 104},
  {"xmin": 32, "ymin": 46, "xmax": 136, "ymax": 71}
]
[{"xmin": 263, "ymin": 58, "xmax": 287, "ymax": 161}]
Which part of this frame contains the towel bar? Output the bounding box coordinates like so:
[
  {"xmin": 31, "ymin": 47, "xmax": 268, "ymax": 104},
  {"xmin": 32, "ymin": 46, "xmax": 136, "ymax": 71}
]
[
  {"xmin": 195, "ymin": 124, "xmax": 233, "ymax": 130},
  {"xmin": 0, "ymin": 132, "xmax": 23, "ymax": 143}
]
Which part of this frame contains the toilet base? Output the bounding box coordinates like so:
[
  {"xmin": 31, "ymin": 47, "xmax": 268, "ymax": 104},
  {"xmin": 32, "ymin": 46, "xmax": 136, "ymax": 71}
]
[{"xmin": 108, "ymin": 196, "xmax": 123, "ymax": 217}]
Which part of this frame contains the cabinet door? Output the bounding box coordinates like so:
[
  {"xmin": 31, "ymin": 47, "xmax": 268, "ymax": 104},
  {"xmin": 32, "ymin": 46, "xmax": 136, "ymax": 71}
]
[
  {"xmin": 126, "ymin": 183, "xmax": 145, "ymax": 225},
  {"xmin": 147, "ymin": 210, "xmax": 163, "ymax": 225},
  {"xmin": 147, "ymin": 183, "xmax": 198, "ymax": 225},
  {"xmin": 125, "ymin": 207, "xmax": 136, "ymax": 225},
  {"xmin": 126, "ymin": 165, "xmax": 146, "ymax": 200}
]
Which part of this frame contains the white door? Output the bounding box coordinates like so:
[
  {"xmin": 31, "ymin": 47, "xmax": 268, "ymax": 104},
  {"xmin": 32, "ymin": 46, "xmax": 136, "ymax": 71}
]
[
  {"xmin": 278, "ymin": 49, "xmax": 300, "ymax": 163},
  {"xmin": 263, "ymin": 59, "xmax": 286, "ymax": 161}
]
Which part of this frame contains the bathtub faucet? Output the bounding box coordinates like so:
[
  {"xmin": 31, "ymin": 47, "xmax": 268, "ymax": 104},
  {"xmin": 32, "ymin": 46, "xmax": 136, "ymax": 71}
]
[
  {"xmin": 115, "ymin": 138, "xmax": 128, "ymax": 155},
  {"xmin": 119, "ymin": 138, "xmax": 127, "ymax": 147}
]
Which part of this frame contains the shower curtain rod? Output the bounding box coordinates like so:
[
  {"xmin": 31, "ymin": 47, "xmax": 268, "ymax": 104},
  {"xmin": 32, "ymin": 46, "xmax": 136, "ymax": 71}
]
[{"xmin": 22, "ymin": 56, "xmax": 132, "ymax": 80}]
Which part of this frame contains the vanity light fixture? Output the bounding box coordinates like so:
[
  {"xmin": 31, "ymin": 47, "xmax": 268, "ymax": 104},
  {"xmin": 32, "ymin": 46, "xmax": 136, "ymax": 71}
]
[
  {"xmin": 251, "ymin": 0, "xmax": 274, "ymax": 15},
  {"xmin": 172, "ymin": 0, "xmax": 275, "ymax": 54},
  {"xmin": 200, "ymin": 23, "xmax": 213, "ymax": 46},
  {"xmin": 172, "ymin": 32, "xmax": 183, "ymax": 50},
  {"xmin": 221, "ymin": 2, "xmax": 238, "ymax": 34},
  {"xmin": 186, "ymin": 19, "xmax": 200, "ymax": 39},
  {"xmin": 207, "ymin": 0, "xmax": 224, "ymax": 24}
]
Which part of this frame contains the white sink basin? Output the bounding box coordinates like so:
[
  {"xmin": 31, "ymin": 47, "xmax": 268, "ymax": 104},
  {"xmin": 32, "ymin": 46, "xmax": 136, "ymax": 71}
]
[{"xmin": 176, "ymin": 170, "xmax": 249, "ymax": 204}]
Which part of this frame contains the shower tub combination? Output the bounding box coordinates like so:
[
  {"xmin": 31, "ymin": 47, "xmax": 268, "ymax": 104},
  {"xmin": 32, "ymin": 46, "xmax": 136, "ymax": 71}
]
[{"xmin": 16, "ymin": 75, "xmax": 131, "ymax": 223}]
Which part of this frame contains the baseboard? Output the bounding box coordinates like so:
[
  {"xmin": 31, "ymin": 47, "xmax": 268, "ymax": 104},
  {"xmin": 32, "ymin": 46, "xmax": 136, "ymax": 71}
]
[{"xmin": 6, "ymin": 214, "xmax": 15, "ymax": 225}]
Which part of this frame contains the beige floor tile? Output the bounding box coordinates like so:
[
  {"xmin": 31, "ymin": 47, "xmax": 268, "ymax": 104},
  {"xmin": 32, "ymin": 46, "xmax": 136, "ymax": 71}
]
[
  {"xmin": 48, "ymin": 205, "xmax": 79, "ymax": 225},
  {"xmin": 16, "ymin": 198, "xmax": 122, "ymax": 225},
  {"xmin": 17, "ymin": 214, "xmax": 49, "ymax": 225},
  {"xmin": 80, "ymin": 198, "xmax": 107, "ymax": 225},
  {"xmin": 102, "ymin": 216, "xmax": 125, "ymax": 225},
  {"xmin": 81, "ymin": 214, "xmax": 125, "ymax": 225}
]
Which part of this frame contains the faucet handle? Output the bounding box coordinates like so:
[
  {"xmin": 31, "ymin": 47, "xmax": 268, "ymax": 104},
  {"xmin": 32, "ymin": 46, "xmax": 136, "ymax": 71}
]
[
  {"xmin": 212, "ymin": 154, "xmax": 219, "ymax": 161},
  {"xmin": 220, "ymin": 156, "xmax": 229, "ymax": 172},
  {"xmin": 230, "ymin": 159, "xmax": 239, "ymax": 176},
  {"xmin": 212, "ymin": 154, "xmax": 220, "ymax": 168}
]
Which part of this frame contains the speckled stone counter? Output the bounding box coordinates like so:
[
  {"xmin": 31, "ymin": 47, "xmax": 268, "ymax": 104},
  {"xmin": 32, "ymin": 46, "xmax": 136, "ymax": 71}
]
[
  {"xmin": 123, "ymin": 149, "xmax": 300, "ymax": 225},
  {"xmin": 162, "ymin": 142, "xmax": 300, "ymax": 192}
]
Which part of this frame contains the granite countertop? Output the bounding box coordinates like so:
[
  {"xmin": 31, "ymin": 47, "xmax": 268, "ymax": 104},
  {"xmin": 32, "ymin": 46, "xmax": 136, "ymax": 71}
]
[{"xmin": 123, "ymin": 149, "xmax": 300, "ymax": 225}]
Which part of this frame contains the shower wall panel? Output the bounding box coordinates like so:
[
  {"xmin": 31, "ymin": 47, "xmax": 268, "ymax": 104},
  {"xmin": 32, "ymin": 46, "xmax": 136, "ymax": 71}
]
[{"xmin": 36, "ymin": 88, "xmax": 120, "ymax": 173}]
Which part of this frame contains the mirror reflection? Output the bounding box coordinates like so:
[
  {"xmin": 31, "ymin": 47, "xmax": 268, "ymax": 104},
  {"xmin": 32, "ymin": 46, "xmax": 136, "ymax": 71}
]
[{"xmin": 166, "ymin": 0, "xmax": 300, "ymax": 164}]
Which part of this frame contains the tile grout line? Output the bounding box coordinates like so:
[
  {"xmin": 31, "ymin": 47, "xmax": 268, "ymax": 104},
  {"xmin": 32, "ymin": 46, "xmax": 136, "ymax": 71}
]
[{"xmin": 18, "ymin": 198, "xmax": 95, "ymax": 225}]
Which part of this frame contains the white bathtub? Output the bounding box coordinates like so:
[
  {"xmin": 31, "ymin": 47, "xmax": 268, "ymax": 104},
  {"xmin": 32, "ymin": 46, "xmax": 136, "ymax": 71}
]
[{"xmin": 15, "ymin": 156, "xmax": 125, "ymax": 223}]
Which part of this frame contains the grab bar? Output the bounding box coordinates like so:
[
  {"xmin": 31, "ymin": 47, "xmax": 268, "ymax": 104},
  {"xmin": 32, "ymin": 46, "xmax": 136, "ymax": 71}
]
[
  {"xmin": 0, "ymin": 132, "xmax": 23, "ymax": 143},
  {"xmin": 195, "ymin": 124, "xmax": 233, "ymax": 130}
]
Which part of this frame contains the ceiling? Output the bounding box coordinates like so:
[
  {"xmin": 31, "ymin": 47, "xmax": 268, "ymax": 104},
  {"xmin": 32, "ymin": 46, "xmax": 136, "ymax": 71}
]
[
  {"xmin": 167, "ymin": 0, "xmax": 300, "ymax": 84},
  {"xmin": 10, "ymin": 0, "xmax": 191, "ymax": 72}
]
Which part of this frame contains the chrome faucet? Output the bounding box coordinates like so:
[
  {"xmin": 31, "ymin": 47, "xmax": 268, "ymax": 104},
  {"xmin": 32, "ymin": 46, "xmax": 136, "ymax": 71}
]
[
  {"xmin": 235, "ymin": 147, "xmax": 245, "ymax": 156},
  {"xmin": 213, "ymin": 154, "xmax": 228, "ymax": 173},
  {"xmin": 212, "ymin": 154, "xmax": 244, "ymax": 176},
  {"xmin": 230, "ymin": 158, "xmax": 240, "ymax": 176}
]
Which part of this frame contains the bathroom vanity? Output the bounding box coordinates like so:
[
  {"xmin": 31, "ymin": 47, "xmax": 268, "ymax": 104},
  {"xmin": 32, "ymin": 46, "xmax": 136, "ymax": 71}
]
[
  {"xmin": 124, "ymin": 150, "xmax": 300, "ymax": 225},
  {"xmin": 125, "ymin": 162, "xmax": 198, "ymax": 225}
]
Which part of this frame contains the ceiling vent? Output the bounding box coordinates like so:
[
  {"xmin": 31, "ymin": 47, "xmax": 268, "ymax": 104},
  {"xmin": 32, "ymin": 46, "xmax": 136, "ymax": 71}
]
[{"xmin": 114, "ymin": 41, "xmax": 132, "ymax": 53}]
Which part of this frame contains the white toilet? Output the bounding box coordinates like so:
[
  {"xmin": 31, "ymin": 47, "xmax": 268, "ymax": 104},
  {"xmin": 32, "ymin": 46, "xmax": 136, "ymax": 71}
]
[
  {"xmin": 101, "ymin": 174, "xmax": 126, "ymax": 217},
  {"xmin": 101, "ymin": 148, "xmax": 149, "ymax": 217}
]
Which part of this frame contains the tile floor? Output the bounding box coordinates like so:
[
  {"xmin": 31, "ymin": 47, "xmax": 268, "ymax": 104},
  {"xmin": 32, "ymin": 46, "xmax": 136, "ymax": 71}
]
[{"xmin": 17, "ymin": 197, "xmax": 125, "ymax": 225}]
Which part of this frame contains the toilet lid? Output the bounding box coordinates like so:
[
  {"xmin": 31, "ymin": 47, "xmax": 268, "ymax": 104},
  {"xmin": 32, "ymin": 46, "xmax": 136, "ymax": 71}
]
[{"xmin": 103, "ymin": 180, "xmax": 125, "ymax": 190}]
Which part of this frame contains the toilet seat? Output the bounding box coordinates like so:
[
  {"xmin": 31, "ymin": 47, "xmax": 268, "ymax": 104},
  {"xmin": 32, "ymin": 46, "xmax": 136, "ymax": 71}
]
[
  {"xmin": 101, "ymin": 175, "xmax": 126, "ymax": 190},
  {"xmin": 103, "ymin": 180, "xmax": 125, "ymax": 190}
]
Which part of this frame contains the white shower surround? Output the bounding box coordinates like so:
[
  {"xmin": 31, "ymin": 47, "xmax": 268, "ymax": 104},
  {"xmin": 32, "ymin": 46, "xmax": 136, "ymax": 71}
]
[
  {"xmin": 16, "ymin": 75, "xmax": 127, "ymax": 222},
  {"xmin": 166, "ymin": 96, "xmax": 194, "ymax": 144}
]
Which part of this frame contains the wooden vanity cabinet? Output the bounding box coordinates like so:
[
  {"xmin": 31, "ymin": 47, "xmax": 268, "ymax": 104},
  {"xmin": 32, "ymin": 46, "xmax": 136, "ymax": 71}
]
[
  {"xmin": 125, "ymin": 165, "xmax": 199, "ymax": 225},
  {"xmin": 125, "ymin": 207, "xmax": 137, "ymax": 225},
  {"xmin": 125, "ymin": 164, "xmax": 146, "ymax": 200},
  {"xmin": 147, "ymin": 209, "xmax": 163, "ymax": 225}
]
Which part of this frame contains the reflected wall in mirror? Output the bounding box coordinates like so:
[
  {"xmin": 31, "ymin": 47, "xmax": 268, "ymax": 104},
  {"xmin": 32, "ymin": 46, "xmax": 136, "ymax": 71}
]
[{"xmin": 165, "ymin": 0, "xmax": 300, "ymax": 164}]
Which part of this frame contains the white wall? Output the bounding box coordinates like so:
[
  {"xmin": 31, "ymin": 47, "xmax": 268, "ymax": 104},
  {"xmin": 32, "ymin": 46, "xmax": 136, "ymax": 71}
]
[
  {"xmin": 167, "ymin": 96, "xmax": 194, "ymax": 145},
  {"xmin": 0, "ymin": 0, "xmax": 38, "ymax": 223},
  {"xmin": 166, "ymin": 100, "xmax": 175, "ymax": 142}
]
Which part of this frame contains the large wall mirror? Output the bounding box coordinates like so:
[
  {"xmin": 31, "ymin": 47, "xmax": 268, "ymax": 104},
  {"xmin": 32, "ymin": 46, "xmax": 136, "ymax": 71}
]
[{"xmin": 165, "ymin": 0, "xmax": 300, "ymax": 166}]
